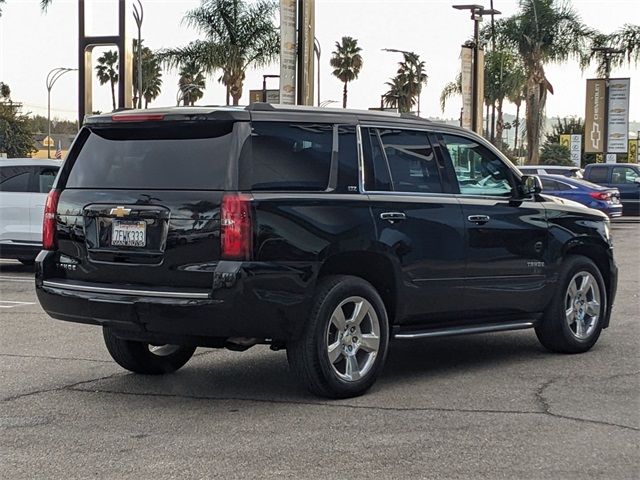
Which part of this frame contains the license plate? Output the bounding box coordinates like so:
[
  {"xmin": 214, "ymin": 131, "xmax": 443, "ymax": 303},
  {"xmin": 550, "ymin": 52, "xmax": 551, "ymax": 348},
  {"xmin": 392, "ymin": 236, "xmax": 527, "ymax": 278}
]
[{"xmin": 112, "ymin": 220, "xmax": 146, "ymax": 247}]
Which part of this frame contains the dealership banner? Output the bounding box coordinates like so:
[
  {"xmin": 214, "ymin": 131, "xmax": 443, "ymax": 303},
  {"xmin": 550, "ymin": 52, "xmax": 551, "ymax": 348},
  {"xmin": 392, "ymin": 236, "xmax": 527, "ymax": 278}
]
[
  {"xmin": 279, "ymin": 0, "xmax": 297, "ymax": 105},
  {"xmin": 607, "ymin": 78, "xmax": 630, "ymax": 154},
  {"xmin": 585, "ymin": 79, "xmax": 606, "ymax": 153},
  {"xmin": 461, "ymin": 46, "xmax": 473, "ymax": 131}
]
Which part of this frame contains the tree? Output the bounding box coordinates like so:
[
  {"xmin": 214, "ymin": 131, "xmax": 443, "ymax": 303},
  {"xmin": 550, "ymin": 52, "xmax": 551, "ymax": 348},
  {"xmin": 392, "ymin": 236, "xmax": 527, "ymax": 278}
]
[
  {"xmin": 132, "ymin": 40, "xmax": 163, "ymax": 108},
  {"xmin": 489, "ymin": 0, "xmax": 594, "ymax": 164},
  {"xmin": 0, "ymin": 84, "xmax": 37, "ymax": 158},
  {"xmin": 383, "ymin": 52, "xmax": 427, "ymax": 113},
  {"xmin": 439, "ymin": 72, "xmax": 461, "ymax": 113},
  {"xmin": 178, "ymin": 61, "xmax": 206, "ymax": 106},
  {"xmin": 591, "ymin": 24, "xmax": 640, "ymax": 77},
  {"xmin": 507, "ymin": 86, "xmax": 526, "ymax": 153},
  {"xmin": 159, "ymin": 0, "xmax": 279, "ymax": 106},
  {"xmin": 95, "ymin": 50, "xmax": 119, "ymax": 111},
  {"xmin": 329, "ymin": 36, "xmax": 363, "ymax": 109},
  {"xmin": 540, "ymin": 143, "xmax": 572, "ymax": 166}
]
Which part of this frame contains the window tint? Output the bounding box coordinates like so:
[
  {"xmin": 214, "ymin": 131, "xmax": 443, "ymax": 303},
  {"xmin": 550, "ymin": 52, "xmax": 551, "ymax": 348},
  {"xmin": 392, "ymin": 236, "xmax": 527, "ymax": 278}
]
[
  {"xmin": 249, "ymin": 122, "xmax": 333, "ymax": 191},
  {"xmin": 611, "ymin": 166, "xmax": 639, "ymax": 184},
  {"xmin": 555, "ymin": 180, "xmax": 572, "ymax": 190},
  {"xmin": 66, "ymin": 123, "xmax": 235, "ymax": 190},
  {"xmin": 362, "ymin": 128, "xmax": 392, "ymax": 191},
  {"xmin": 377, "ymin": 129, "xmax": 442, "ymax": 193},
  {"xmin": 588, "ymin": 166, "xmax": 608, "ymax": 183},
  {"xmin": 38, "ymin": 168, "xmax": 59, "ymax": 193},
  {"xmin": 442, "ymin": 134, "xmax": 514, "ymax": 197},
  {"xmin": 336, "ymin": 125, "xmax": 359, "ymax": 192},
  {"xmin": 0, "ymin": 166, "xmax": 32, "ymax": 192}
]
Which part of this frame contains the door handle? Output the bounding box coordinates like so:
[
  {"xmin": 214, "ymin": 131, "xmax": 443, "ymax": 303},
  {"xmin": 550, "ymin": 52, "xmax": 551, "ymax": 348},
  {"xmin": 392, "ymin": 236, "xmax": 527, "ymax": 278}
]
[
  {"xmin": 380, "ymin": 212, "xmax": 406, "ymax": 223},
  {"xmin": 467, "ymin": 214, "xmax": 490, "ymax": 224}
]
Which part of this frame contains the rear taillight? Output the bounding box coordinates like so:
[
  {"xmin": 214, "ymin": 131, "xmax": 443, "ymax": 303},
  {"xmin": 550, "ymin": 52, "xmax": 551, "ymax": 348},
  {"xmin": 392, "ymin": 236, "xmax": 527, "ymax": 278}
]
[
  {"xmin": 220, "ymin": 194, "xmax": 252, "ymax": 260},
  {"xmin": 43, "ymin": 189, "xmax": 61, "ymax": 250},
  {"xmin": 589, "ymin": 191, "xmax": 611, "ymax": 201}
]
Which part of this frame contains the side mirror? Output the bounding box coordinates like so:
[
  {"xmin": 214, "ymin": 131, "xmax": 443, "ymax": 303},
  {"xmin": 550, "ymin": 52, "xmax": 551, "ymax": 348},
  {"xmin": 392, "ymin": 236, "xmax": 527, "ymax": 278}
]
[
  {"xmin": 521, "ymin": 175, "xmax": 543, "ymax": 196},
  {"xmin": 634, "ymin": 177, "xmax": 640, "ymax": 185}
]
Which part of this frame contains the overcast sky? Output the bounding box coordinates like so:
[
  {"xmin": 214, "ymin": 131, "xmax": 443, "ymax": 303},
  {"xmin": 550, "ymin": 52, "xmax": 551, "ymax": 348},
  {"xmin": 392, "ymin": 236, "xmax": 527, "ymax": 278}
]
[{"xmin": 0, "ymin": 0, "xmax": 638, "ymax": 122}]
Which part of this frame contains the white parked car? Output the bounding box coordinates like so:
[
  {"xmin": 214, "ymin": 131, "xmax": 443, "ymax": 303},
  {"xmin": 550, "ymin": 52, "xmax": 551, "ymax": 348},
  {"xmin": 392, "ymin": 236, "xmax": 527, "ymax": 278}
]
[{"xmin": 0, "ymin": 158, "xmax": 62, "ymax": 264}]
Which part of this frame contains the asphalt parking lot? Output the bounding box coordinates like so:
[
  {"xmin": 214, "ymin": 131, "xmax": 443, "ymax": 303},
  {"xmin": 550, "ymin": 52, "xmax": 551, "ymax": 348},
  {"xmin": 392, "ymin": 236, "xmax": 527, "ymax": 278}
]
[{"xmin": 1, "ymin": 221, "xmax": 638, "ymax": 480}]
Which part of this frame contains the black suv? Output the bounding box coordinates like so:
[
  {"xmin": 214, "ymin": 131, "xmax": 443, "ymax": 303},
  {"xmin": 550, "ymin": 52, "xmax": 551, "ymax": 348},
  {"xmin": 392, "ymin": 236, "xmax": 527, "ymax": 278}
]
[{"xmin": 36, "ymin": 105, "xmax": 617, "ymax": 398}]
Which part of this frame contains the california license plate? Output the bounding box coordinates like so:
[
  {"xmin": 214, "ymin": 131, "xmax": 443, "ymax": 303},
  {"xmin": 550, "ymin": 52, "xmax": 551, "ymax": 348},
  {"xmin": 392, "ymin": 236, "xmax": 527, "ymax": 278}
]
[{"xmin": 112, "ymin": 220, "xmax": 146, "ymax": 247}]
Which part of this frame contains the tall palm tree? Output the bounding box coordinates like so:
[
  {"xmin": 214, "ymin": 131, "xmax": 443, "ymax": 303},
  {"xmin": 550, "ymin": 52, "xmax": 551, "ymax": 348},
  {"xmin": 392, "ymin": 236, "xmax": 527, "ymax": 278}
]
[
  {"xmin": 178, "ymin": 61, "xmax": 206, "ymax": 106},
  {"xmin": 329, "ymin": 36, "xmax": 363, "ymax": 108},
  {"xmin": 489, "ymin": 0, "xmax": 593, "ymax": 164},
  {"xmin": 132, "ymin": 40, "xmax": 163, "ymax": 108},
  {"xmin": 95, "ymin": 50, "xmax": 119, "ymax": 111},
  {"xmin": 159, "ymin": 0, "xmax": 279, "ymax": 106},
  {"xmin": 507, "ymin": 87, "xmax": 526, "ymax": 153},
  {"xmin": 383, "ymin": 52, "xmax": 427, "ymax": 114},
  {"xmin": 591, "ymin": 24, "xmax": 640, "ymax": 78}
]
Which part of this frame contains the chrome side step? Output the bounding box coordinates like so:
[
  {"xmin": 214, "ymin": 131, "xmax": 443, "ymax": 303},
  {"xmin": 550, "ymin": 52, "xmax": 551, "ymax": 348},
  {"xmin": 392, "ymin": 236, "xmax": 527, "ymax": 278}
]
[{"xmin": 394, "ymin": 320, "xmax": 536, "ymax": 340}]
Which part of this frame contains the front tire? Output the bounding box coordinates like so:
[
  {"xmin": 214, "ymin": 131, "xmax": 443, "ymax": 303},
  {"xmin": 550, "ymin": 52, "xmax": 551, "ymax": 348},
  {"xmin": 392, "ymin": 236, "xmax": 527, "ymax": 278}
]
[
  {"xmin": 103, "ymin": 327, "xmax": 196, "ymax": 374},
  {"xmin": 287, "ymin": 275, "xmax": 389, "ymax": 399},
  {"xmin": 535, "ymin": 255, "xmax": 606, "ymax": 354}
]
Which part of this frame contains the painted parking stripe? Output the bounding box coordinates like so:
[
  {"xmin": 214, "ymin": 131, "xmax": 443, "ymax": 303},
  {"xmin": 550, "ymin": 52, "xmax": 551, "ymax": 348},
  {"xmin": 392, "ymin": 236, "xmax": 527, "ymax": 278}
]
[
  {"xmin": 0, "ymin": 301, "xmax": 36, "ymax": 308},
  {"xmin": 0, "ymin": 276, "xmax": 34, "ymax": 283}
]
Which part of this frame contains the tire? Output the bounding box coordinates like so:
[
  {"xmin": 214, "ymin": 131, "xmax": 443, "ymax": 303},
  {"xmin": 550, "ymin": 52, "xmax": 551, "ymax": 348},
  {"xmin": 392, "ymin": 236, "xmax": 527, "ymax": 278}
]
[
  {"xmin": 535, "ymin": 255, "xmax": 607, "ymax": 354},
  {"xmin": 103, "ymin": 327, "xmax": 196, "ymax": 374},
  {"xmin": 287, "ymin": 275, "xmax": 390, "ymax": 399},
  {"xmin": 17, "ymin": 257, "xmax": 35, "ymax": 266}
]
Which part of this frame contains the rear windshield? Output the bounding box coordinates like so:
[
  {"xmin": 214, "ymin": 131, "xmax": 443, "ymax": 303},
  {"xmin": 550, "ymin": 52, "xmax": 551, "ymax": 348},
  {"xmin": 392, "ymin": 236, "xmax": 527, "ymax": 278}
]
[{"xmin": 65, "ymin": 122, "xmax": 235, "ymax": 190}]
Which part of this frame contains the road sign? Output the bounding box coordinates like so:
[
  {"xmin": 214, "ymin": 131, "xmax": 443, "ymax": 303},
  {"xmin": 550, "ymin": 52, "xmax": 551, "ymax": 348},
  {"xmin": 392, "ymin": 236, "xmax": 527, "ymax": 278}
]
[
  {"xmin": 605, "ymin": 153, "xmax": 617, "ymax": 164},
  {"xmin": 570, "ymin": 134, "xmax": 582, "ymax": 166}
]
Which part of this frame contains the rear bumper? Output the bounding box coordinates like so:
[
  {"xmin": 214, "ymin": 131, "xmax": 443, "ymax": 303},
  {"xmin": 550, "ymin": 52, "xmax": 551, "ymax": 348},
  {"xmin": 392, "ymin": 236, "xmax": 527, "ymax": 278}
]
[{"xmin": 36, "ymin": 251, "xmax": 316, "ymax": 342}]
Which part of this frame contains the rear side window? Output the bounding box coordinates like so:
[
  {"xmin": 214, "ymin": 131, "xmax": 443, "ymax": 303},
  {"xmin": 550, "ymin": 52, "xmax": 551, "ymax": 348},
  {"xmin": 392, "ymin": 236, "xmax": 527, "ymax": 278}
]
[
  {"xmin": 38, "ymin": 168, "xmax": 58, "ymax": 193},
  {"xmin": 378, "ymin": 128, "xmax": 442, "ymax": 193},
  {"xmin": 587, "ymin": 167, "xmax": 608, "ymax": 183},
  {"xmin": 0, "ymin": 166, "xmax": 32, "ymax": 192},
  {"xmin": 541, "ymin": 179, "xmax": 560, "ymax": 191},
  {"xmin": 65, "ymin": 122, "xmax": 235, "ymax": 190},
  {"xmin": 248, "ymin": 122, "xmax": 333, "ymax": 191}
]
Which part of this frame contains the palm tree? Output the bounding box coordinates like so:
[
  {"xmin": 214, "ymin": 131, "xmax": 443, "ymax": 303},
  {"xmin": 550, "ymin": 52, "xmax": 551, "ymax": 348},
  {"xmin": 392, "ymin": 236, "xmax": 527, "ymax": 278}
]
[
  {"xmin": 95, "ymin": 50, "xmax": 119, "ymax": 111},
  {"xmin": 591, "ymin": 24, "xmax": 640, "ymax": 78},
  {"xmin": 329, "ymin": 37, "xmax": 363, "ymax": 108},
  {"xmin": 440, "ymin": 72, "xmax": 461, "ymax": 113},
  {"xmin": 383, "ymin": 52, "xmax": 428, "ymax": 114},
  {"xmin": 159, "ymin": 0, "xmax": 279, "ymax": 106},
  {"xmin": 178, "ymin": 61, "xmax": 206, "ymax": 106},
  {"xmin": 489, "ymin": 0, "xmax": 594, "ymax": 164},
  {"xmin": 132, "ymin": 40, "xmax": 163, "ymax": 108},
  {"xmin": 507, "ymin": 87, "xmax": 526, "ymax": 153}
]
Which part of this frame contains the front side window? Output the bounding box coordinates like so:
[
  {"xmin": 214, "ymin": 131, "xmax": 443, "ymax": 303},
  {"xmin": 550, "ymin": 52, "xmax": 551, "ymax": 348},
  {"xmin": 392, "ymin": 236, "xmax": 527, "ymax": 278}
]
[
  {"xmin": 441, "ymin": 134, "xmax": 514, "ymax": 197},
  {"xmin": 0, "ymin": 166, "xmax": 32, "ymax": 192},
  {"xmin": 378, "ymin": 128, "xmax": 443, "ymax": 193},
  {"xmin": 611, "ymin": 166, "xmax": 639, "ymax": 184}
]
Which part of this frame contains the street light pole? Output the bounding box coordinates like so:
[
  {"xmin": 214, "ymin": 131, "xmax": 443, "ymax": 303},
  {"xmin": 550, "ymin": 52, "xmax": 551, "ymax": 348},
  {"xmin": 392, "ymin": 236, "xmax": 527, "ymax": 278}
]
[
  {"xmin": 314, "ymin": 38, "xmax": 321, "ymax": 106},
  {"xmin": 452, "ymin": 4, "xmax": 500, "ymax": 134},
  {"xmin": 46, "ymin": 67, "xmax": 77, "ymax": 159}
]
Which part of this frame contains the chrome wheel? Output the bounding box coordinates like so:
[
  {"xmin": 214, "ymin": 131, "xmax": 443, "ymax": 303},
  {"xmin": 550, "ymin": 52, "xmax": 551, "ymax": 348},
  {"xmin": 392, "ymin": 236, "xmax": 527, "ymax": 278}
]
[
  {"xmin": 148, "ymin": 344, "xmax": 181, "ymax": 357},
  {"xmin": 565, "ymin": 271, "xmax": 601, "ymax": 340},
  {"xmin": 326, "ymin": 296, "xmax": 380, "ymax": 382}
]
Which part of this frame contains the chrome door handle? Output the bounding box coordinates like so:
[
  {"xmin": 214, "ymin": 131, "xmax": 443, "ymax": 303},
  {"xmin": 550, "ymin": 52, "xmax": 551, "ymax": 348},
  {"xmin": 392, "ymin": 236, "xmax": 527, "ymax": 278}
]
[
  {"xmin": 467, "ymin": 214, "xmax": 490, "ymax": 224},
  {"xmin": 380, "ymin": 212, "xmax": 406, "ymax": 223}
]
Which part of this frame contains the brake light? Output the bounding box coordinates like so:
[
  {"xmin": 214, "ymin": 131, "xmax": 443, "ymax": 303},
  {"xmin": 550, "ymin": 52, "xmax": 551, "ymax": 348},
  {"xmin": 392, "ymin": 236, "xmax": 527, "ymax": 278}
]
[
  {"xmin": 589, "ymin": 191, "xmax": 611, "ymax": 201},
  {"xmin": 43, "ymin": 189, "xmax": 60, "ymax": 250},
  {"xmin": 220, "ymin": 194, "xmax": 252, "ymax": 260},
  {"xmin": 111, "ymin": 113, "xmax": 165, "ymax": 122}
]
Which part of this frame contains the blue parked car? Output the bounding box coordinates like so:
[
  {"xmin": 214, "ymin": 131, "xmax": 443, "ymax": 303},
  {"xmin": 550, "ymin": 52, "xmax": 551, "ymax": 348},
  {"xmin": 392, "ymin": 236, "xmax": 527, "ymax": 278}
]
[{"xmin": 538, "ymin": 174, "xmax": 623, "ymax": 218}]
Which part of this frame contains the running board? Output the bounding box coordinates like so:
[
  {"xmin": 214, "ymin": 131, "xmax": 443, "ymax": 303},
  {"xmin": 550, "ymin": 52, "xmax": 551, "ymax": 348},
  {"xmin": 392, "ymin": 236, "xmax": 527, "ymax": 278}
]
[{"xmin": 393, "ymin": 320, "xmax": 536, "ymax": 340}]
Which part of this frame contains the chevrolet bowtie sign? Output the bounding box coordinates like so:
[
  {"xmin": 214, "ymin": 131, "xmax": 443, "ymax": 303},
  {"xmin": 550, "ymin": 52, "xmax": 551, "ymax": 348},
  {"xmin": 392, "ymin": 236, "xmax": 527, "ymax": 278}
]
[{"xmin": 585, "ymin": 79, "xmax": 605, "ymax": 153}]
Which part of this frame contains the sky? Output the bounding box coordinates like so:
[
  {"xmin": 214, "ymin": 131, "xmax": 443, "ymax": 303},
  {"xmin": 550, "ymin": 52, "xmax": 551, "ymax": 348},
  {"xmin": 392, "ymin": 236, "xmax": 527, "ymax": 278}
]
[{"xmin": 0, "ymin": 0, "xmax": 638, "ymax": 123}]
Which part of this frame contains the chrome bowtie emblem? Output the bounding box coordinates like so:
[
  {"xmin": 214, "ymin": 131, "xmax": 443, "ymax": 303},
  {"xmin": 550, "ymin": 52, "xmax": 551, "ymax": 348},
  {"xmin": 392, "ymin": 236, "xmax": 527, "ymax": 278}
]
[{"xmin": 110, "ymin": 206, "xmax": 132, "ymax": 217}]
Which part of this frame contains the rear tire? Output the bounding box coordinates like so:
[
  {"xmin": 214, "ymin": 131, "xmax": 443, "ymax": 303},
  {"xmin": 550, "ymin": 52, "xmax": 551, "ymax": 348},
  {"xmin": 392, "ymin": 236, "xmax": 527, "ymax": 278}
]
[
  {"xmin": 535, "ymin": 255, "xmax": 606, "ymax": 354},
  {"xmin": 103, "ymin": 327, "xmax": 196, "ymax": 374},
  {"xmin": 287, "ymin": 275, "xmax": 389, "ymax": 399}
]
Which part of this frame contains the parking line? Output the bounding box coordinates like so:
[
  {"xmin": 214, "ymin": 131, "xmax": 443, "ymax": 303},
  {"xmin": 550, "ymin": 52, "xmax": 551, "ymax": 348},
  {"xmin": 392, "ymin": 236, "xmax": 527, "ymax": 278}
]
[
  {"xmin": 0, "ymin": 276, "xmax": 34, "ymax": 283},
  {"xmin": 0, "ymin": 301, "xmax": 36, "ymax": 309}
]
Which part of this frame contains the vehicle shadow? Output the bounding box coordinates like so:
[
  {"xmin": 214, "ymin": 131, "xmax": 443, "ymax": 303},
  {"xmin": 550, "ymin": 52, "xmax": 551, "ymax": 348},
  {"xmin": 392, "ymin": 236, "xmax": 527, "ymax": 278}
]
[
  {"xmin": 91, "ymin": 330, "xmax": 546, "ymax": 402},
  {"xmin": 0, "ymin": 260, "xmax": 35, "ymax": 274}
]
